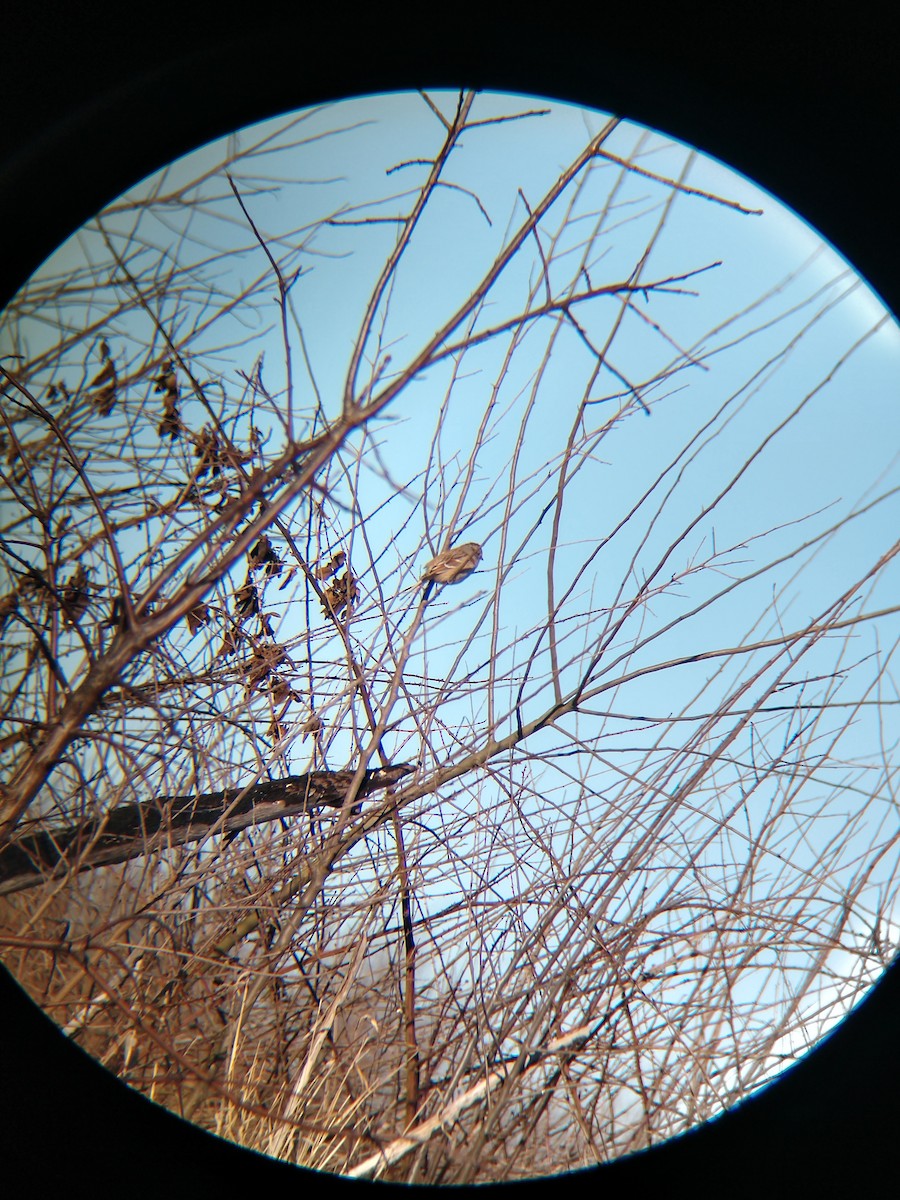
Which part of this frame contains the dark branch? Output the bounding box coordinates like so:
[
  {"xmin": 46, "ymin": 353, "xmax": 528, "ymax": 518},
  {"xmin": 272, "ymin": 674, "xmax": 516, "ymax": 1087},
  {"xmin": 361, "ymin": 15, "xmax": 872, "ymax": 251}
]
[{"xmin": 0, "ymin": 765, "xmax": 415, "ymax": 896}]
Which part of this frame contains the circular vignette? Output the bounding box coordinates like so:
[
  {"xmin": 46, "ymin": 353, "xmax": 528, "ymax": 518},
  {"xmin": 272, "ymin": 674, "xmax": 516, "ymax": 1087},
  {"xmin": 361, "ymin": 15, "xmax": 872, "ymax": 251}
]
[{"xmin": 1, "ymin": 14, "xmax": 898, "ymax": 1195}]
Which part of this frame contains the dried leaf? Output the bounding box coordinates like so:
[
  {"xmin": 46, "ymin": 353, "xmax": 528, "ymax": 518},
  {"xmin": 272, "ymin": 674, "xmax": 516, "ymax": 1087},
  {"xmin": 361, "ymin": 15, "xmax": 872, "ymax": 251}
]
[
  {"xmin": 268, "ymin": 675, "xmax": 296, "ymax": 705},
  {"xmin": 249, "ymin": 534, "xmax": 283, "ymax": 577},
  {"xmin": 320, "ymin": 569, "xmax": 358, "ymax": 619},
  {"xmin": 60, "ymin": 564, "xmax": 90, "ymax": 624},
  {"xmin": 186, "ymin": 602, "xmax": 210, "ymax": 634},
  {"xmin": 217, "ymin": 626, "xmax": 242, "ymax": 657},
  {"xmin": 277, "ymin": 566, "xmax": 296, "ymax": 592},
  {"xmin": 88, "ymin": 359, "xmax": 115, "ymax": 390},
  {"xmin": 0, "ymin": 591, "xmax": 17, "ymax": 629},
  {"xmin": 193, "ymin": 426, "xmax": 221, "ymax": 477},
  {"xmin": 234, "ymin": 579, "xmax": 258, "ymax": 619},
  {"xmin": 154, "ymin": 360, "xmax": 179, "ymax": 397},
  {"xmin": 89, "ymin": 358, "xmax": 117, "ymax": 416},
  {"xmin": 267, "ymin": 716, "xmax": 288, "ymax": 741},
  {"xmin": 244, "ymin": 642, "xmax": 290, "ymax": 692},
  {"xmin": 315, "ymin": 550, "xmax": 346, "ymax": 581},
  {"xmin": 158, "ymin": 391, "xmax": 183, "ymax": 439}
]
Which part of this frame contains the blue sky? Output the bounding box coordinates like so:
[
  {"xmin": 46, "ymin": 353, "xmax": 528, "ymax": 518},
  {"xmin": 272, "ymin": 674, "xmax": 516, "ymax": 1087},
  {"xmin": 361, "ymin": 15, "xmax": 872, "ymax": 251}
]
[{"xmin": 4, "ymin": 88, "xmax": 900, "ymax": 1131}]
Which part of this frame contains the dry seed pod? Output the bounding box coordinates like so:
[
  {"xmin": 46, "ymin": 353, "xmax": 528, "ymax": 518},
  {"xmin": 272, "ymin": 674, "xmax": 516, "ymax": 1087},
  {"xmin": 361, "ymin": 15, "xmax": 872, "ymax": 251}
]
[{"xmin": 315, "ymin": 550, "xmax": 346, "ymax": 581}]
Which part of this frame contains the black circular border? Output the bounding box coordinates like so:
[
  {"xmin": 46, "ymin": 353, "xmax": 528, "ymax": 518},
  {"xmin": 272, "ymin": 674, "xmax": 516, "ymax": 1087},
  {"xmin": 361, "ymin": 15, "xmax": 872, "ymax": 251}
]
[{"xmin": 2, "ymin": 4, "xmax": 898, "ymax": 1195}]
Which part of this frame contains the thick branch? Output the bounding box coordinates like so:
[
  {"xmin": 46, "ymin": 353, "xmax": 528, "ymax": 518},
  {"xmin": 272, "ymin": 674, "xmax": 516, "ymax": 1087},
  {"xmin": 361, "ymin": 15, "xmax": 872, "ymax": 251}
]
[
  {"xmin": 347, "ymin": 1020, "xmax": 599, "ymax": 1180},
  {"xmin": 0, "ymin": 765, "xmax": 414, "ymax": 896}
]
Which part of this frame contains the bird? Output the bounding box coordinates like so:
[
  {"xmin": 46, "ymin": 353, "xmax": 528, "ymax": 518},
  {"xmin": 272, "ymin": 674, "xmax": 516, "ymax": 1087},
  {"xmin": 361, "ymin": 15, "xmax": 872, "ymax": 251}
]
[{"xmin": 420, "ymin": 541, "xmax": 482, "ymax": 587}]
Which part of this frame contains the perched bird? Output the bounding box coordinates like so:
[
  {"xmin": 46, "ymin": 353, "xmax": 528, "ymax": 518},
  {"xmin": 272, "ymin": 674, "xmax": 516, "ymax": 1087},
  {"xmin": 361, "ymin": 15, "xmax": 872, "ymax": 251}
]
[{"xmin": 421, "ymin": 541, "xmax": 482, "ymax": 587}]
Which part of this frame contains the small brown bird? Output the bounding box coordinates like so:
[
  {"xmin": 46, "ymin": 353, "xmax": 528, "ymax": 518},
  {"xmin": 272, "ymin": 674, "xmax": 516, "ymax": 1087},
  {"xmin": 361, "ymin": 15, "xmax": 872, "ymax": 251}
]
[{"xmin": 421, "ymin": 541, "xmax": 482, "ymax": 587}]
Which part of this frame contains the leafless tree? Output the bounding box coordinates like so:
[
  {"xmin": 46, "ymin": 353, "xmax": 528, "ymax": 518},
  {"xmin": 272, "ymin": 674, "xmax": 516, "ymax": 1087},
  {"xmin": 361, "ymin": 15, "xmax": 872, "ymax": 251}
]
[{"xmin": 2, "ymin": 90, "xmax": 899, "ymax": 1183}]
